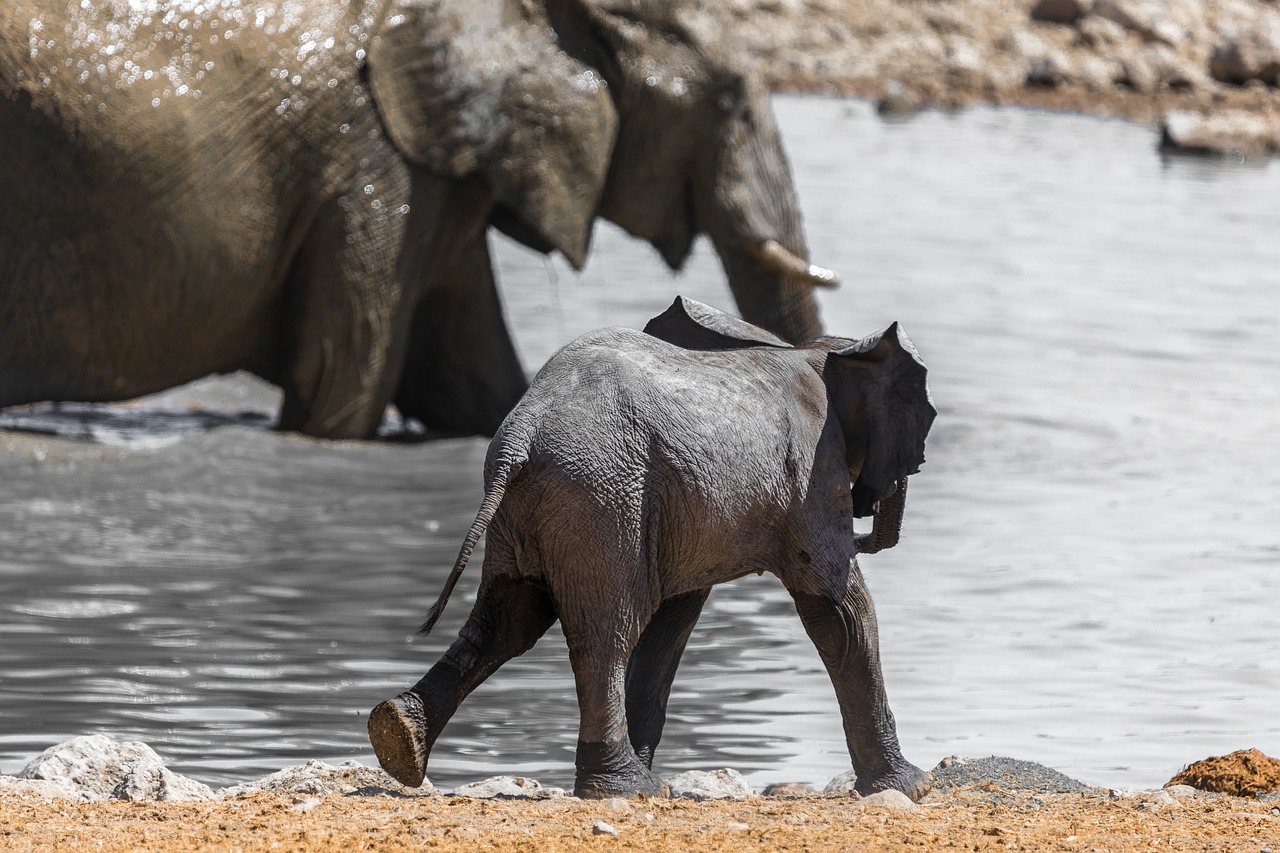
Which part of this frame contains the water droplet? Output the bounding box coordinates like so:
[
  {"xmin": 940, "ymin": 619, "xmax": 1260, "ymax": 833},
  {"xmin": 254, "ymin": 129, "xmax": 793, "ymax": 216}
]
[{"xmin": 362, "ymin": 184, "xmax": 374, "ymax": 195}]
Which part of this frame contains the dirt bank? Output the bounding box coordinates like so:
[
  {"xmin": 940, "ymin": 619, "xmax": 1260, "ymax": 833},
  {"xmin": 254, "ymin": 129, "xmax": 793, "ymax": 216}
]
[
  {"xmin": 3, "ymin": 784, "xmax": 1279, "ymax": 853},
  {"xmin": 741, "ymin": 0, "xmax": 1280, "ymax": 130}
]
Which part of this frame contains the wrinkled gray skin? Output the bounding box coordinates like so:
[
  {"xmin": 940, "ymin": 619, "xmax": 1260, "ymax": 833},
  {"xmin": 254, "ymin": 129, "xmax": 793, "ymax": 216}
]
[
  {"xmin": 368, "ymin": 297, "xmax": 937, "ymax": 800},
  {"xmin": 0, "ymin": 0, "xmax": 828, "ymax": 439}
]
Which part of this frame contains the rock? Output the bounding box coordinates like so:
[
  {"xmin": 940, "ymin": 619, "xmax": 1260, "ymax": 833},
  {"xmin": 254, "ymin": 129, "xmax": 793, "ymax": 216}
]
[
  {"xmin": 592, "ymin": 820, "xmax": 619, "ymax": 837},
  {"xmin": 823, "ymin": 769, "xmax": 860, "ymax": 793},
  {"xmin": 877, "ymin": 80, "xmax": 924, "ymax": 117},
  {"xmin": 762, "ymin": 782, "xmax": 815, "ymax": 797},
  {"xmin": 17, "ymin": 735, "xmax": 214, "ymax": 803},
  {"xmin": 450, "ymin": 776, "xmax": 567, "ymax": 799},
  {"xmin": 668, "ymin": 768, "xmax": 754, "ymax": 801},
  {"xmin": 1160, "ymin": 110, "xmax": 1280, "ymax": 159},
  {"xmin": 725, "ymin": 822, "xmax": 751, "ymax": 830},
  {"xmin": 220, "ymin": 759, "xmax": 431, "ymax": 797},
  {"xmin": 0, "ymin": 775, "xmax": 79, "ymax": 801},
  {"xmin": 600, "ymin": 797, "xmax": 633, "ymax": 813},
  {"xmin": 1031, "ymin": 0, "xmax": 1092, "ymax": 26},
  {"xmin": 1167, "ymin": 748, "xmax": 1280, "ymax": 796},
  {"xmin": 1075, "ymin": 15, "xmax": 1129, "ymax": 47},
  {"xmin": 929, "ymin": 756, "xmax": 1089, "ymax": 794},
  {"xmin": 1210, "ymin": 14, "xmax": 1280, "ymax": 86},
  {"xmin": 1092, "ymin": 0, "xmax": 1206, "ymax": 48},
  {"xmin": 1027, "ymin": 53, "xmax": 1074, "ymax": 87},
  {"xmin": 855, "ymin": 789, "xmax": 919, "ymax": 811},
  {"xmin": 290, "ymin": 796, "xmax": 322, "ymax": 813},
  {"xmin": 1163, "ymin": 784, "xmax": 1199, "ymax": 799}
]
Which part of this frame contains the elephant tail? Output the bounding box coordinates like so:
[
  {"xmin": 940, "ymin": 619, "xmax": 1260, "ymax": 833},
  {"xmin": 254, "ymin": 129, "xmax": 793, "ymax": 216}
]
[{"xmin": 418, "ymin": 459, "xmax": 523, "ymax": 636}]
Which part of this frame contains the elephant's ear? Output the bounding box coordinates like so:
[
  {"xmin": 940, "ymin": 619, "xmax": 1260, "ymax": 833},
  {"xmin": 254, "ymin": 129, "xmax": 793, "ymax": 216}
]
[
  {"xmin": 827, "ymin": 322, "xmax": 936, "ymax": 503},
  {"xmin": 368, "ymin": 1, "xmax": 618, "ymax": 268},
  {"xmin": 643, "ymin": 296, "xmax": 791, "ymax": 351}
]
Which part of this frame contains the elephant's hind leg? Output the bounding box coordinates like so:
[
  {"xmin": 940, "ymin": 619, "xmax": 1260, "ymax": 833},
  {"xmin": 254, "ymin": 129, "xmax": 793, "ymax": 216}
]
[
  {"xmin": 368, "ymin": 574, "xmax": 556, "ymax": 787},
  {"xmin": 786, "ymin": 563, "xmax": 931, "ymax": 802},
  {"xmin": 624, "ymin": 588, "xmax": 710, "ymax": 768},
  {"xmin": 558, "ymin": 592, "xmax": 668, "ymax": 799}
]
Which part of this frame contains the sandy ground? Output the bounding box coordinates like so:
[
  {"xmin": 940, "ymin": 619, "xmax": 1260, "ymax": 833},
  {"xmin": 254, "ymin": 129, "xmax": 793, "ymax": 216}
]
[{"xmin": 3, "ymin": 785, "xmax": 1280, "ymax": 853}]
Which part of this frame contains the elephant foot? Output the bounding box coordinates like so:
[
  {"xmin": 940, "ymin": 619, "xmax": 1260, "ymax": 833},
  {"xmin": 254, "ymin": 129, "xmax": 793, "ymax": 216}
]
[
  {"xmin": 368, "ymin": 691, "xmax": 431, "ymax": 788},
  {"xmin": 855, "ymin": 761, "xmax": 933, "ymax": 803},
  {"xmin": 574, "ymin": 741, "xmax": 670, "ymax": 799}
]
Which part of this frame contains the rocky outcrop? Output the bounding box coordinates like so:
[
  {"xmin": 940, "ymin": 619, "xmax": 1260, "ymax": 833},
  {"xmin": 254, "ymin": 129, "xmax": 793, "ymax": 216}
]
[{"xmin": 17, "ymin": 735, "xmax": 214, "ymax": 802}]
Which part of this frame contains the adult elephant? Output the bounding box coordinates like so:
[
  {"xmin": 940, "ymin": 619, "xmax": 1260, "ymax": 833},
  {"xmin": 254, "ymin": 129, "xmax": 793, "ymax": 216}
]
[{"xmin": 0, "ymin": 0, "xmax": 834, "ymax": 439}]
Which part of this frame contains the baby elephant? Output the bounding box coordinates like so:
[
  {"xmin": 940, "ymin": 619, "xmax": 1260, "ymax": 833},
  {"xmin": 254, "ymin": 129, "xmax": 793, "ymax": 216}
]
[{"xmin": 369, "ymin": 297, "xmax": 936, "ymax": 800}]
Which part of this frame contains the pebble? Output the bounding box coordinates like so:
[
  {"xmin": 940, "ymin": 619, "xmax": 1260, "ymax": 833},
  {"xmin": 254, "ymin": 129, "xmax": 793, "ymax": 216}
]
[
  {"xmin": 592, "ymin": 820, "xmax": 619, "ymax": 837},
  {"xmin": 855, "ymin": 789, "xmax": 919, "ymax": 811},
  {"xmin": 290, "ymin": 796, "xmax": 321, "ymax": 813},
  {"xmin": 601, "ymin": 797, "xmax": 633, "ymax": 814}
]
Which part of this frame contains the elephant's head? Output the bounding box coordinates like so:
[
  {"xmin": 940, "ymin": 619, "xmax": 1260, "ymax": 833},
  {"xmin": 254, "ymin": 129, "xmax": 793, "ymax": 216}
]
[
  {"xmin": 646, "ymin": 297, "xmax": 935, "ymax": 553},
  {"xmin": 823, "ymin": 323, "xmax": 936, "ymax": 553},
  {"xmin": 368, "ymin": 0, "xmax": 831, "ymax": 342}
]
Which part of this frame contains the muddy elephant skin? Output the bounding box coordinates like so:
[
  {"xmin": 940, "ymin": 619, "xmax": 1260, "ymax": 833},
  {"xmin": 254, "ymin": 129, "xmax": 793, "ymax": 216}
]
[
  {"xmin": 368, "ymin": 297, "xmax": 936, "ymax": 800},
  {"xmin": 0, "ymin": 0, "xmax": 832, "ymax": 438}
]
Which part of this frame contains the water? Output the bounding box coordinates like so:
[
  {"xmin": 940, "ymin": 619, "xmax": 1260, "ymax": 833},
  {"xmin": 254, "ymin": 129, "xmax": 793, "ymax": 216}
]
[{"xmin": 2, "ymin": 97, "xmax": 1279, "ymax": 792}]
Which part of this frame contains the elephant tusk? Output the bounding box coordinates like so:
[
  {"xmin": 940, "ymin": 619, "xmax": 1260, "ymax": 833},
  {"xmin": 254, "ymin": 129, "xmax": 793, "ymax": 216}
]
[{"xmin": 746, "ymin": 240, "xmax": 840, "ymax": 289}]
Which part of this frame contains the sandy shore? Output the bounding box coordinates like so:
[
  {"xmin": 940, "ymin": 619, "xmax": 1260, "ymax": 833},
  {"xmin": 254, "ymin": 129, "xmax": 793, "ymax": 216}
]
[{"xmin": 4, "ymin": 782, "xmax": 1279, "ymax": 852}]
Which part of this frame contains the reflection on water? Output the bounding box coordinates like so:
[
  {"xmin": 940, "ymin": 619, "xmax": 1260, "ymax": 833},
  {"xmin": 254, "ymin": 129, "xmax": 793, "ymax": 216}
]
[{"xmin": 2, "ymin": 98, "xmax": 1279, "ymax": 790}]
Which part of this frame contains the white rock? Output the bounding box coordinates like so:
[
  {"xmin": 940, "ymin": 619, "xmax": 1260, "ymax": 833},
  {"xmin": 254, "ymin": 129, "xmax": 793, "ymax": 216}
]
[
  {"xmin": 18, "ymin": 735, "xmax": 213, "ymax": 803},
  {"xmin": 219, "ymin": 759, "xmax": 432, "ymax": 798},
  {"xmin": 1161, "ymin": 109, "xmax": 1280, "ymax": 159},
  {"xmin": 856, "ymin": 789, "xmax": 919, "ymax": 811},
  {"xmin": 668, "ymin": 768, "xmax": 754, "ymax": 801},
  {"xmin": 0, "ymin": 775, "xmax": 78, "ymax": 801},
  {"xmin": 601, "ymin": 797, "xmax": 633, "ymax": 813},
  {"xmin": 823, "ymin": 769, "xmax": 860, "ymax": 793},
  {"xmin": 291, "ymin": 796, "xmax": 322, "ymax": 813},
  {"xmin": 592, "ymin": 820, "xmax": 619, "ymax": 837},
  {"xmin": 450, "ymin": 776, "xmax": 566, "ymax": 799},
  {"xmin": 1163, "ymin": 784, "xmax": 1199, "ymax": 799}
]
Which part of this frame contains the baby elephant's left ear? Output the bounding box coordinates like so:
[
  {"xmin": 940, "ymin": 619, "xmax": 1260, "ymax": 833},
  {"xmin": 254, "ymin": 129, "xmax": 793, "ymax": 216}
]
[{"xmin": 368, "ymin": 2, "xmax": 618, "ymax": 268}]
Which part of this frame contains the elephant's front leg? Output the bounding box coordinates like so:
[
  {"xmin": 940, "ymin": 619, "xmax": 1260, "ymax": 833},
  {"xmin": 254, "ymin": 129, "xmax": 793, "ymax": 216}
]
[
  {"xmin": 625, "ymin": 589, "xmax": 710, "ymax": 768},
  {"xmin": 394, "ymin": 235, "xmax": 527, "ymax": 437},
  {"xmin": 787, "ymin": 562, "xmax": 932, "ymax": 802},
  {"xmin": 560, "ymin": 598, "xmax": 668, "ymax": 799}
]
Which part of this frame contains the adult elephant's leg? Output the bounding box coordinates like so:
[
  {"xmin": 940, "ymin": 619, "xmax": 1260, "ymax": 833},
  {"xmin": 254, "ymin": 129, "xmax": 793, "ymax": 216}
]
[
  {"xmin": 624, "ymin": 588, "xmax": 710, "ymax": 768},
  {"xmin": 277, "ymin": 195, "xmax": 414, "ymax": 439},
  {"xmin": 394, "ymin": 235, "xmax": 527, "ymax": 437},
  {"xmin": 785, "ymin": 561, "xmax": 931, "ymax": 802},
  {"xmin": 368, "ymin": 573, "xmax": 557, "ymax": 788}
]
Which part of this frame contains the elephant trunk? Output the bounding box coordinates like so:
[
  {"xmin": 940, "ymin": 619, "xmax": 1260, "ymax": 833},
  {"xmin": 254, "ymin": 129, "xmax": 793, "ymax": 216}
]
[
  {"xmin": 855, "ymin": 478, "xmax": 907, "ymax": 555},
  {"xmin": 701, "ymin": 91, "xmax": 832, "ymax": 344}
]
